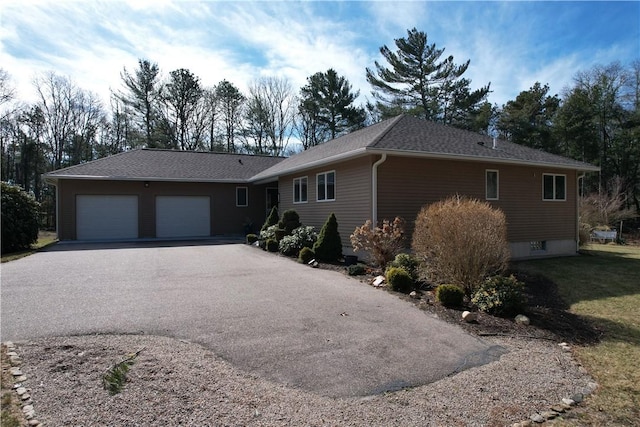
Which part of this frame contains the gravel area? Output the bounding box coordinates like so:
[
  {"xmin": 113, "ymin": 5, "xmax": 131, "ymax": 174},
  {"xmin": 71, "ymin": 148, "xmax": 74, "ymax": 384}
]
[{"xmin": 12, "ymin": 333, "xmax": 593, "ymax": 426}]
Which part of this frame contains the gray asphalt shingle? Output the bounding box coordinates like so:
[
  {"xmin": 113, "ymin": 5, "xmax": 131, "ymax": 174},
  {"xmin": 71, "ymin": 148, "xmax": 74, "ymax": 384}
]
[{"xmin": 45, "ymin": 149, "xmax": 285, "ymax": 182}]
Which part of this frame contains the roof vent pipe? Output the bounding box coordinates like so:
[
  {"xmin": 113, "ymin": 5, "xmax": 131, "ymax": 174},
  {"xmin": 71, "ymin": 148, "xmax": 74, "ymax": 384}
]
[{"xmin": 492, "ymin": 137, "xmax": 497, "ymax": 149}]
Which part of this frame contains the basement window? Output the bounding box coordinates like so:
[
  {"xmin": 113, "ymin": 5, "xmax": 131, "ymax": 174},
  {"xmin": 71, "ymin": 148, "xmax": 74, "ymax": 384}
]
[{"xmin": 530, "ymin": 241, "xmax": 547, "ymax": 252}]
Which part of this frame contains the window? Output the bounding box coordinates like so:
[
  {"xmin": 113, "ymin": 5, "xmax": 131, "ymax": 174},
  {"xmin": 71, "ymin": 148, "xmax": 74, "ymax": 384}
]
[
  {"xmin": 486, "ymin": 170, "xmax": 499, "ymax": 200},
  {"xmin": 236, "ymin": 187, "xmax": 248, "ymax": 207},
  {"xmin": 530, "ymin": 241, "xmax": 547, "ymax": 251},
  {"xmin": 317, "ymin": 171, "xmax": 335, "ymax": 201},
  {"xmin": 293, "ymin": 177, "xmax": 308, "ymax": 203},
  {"xmin": 543, "ymin": 174, "xmax": 566, "ymax": 201}
]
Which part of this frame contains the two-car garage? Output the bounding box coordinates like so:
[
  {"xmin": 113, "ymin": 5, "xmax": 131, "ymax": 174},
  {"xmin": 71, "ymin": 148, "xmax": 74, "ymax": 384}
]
[{"xmin": 75, "ymin": 195, "xmax": 211, "ymax": 241}]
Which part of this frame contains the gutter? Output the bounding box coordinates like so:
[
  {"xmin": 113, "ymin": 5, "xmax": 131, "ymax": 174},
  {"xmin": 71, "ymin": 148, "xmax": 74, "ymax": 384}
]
[
  {"xmin": 365, "ymin": 148, "xmax": 601, "ymax": 172},
  {"xmin": 577, "ymin": 173, "xmax": 585, "ymax": 251},
  {"xmin": 371, "ymin": 154, "xmax": 387, "ymax": 225},
  {"xmin": 43, "ymin": 175, "xmax": 256, "ymax": 184}
]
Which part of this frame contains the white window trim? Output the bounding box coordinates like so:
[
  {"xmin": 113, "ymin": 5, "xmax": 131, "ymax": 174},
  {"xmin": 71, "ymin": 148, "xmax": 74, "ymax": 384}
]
[
  {"xmin": 293, "ymin": 176, "xmax": 308, "ymax": 204},
  {"xmin": 236, "ymin": 186, "xmax": 248, "ymax": 207},
  {"xmin": 316, "ymin": 170, "xmax": 336, "ymax": 202},
  {"xmin": 542, "ymin": 173, "xmax": 567, "ymax": 201},
  {"xmin": 485, "ymin": 169, "xmax": 499, "ymax": 200}
]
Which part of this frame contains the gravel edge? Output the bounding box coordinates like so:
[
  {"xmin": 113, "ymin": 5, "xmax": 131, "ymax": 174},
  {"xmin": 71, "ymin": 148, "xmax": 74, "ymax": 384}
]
[{"xmin": 4, "ymin": 334, "xmax": 596, "ymax": 427}]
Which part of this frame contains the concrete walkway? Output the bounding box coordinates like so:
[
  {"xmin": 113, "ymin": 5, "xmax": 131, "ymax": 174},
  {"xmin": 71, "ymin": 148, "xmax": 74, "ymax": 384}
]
[{"xmin": 1, "ymin": 242, "xmax": 504, "ymax": 397}]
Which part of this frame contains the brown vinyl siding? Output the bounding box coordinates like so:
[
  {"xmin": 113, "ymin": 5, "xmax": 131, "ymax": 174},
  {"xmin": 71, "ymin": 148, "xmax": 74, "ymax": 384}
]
[
  {"xmin": 376, "ymin": 156, "xmax": 577, "ymax": 243},
  {"xmin": 278, "ymin": 157, "xmax": 373, "ymax": 244},
  {"xmin": 56, "ymin": 179, "xmax": 270, "ymax": 240}
]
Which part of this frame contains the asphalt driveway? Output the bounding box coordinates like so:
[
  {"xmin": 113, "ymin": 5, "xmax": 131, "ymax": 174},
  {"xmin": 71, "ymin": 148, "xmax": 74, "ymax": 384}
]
[{"xmin": 1, "ymin": 242, "xmax": 504, "ymax": 397}]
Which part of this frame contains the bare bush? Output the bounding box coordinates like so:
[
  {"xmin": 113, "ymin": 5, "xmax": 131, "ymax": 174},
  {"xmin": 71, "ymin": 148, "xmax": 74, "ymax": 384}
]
[
  {"xmin": 580, "ymin": 176, "xmax": 637, "ymax": 231},
  {"xmin": 350, "ymin": 217, "xmax": 406, "ymax": 267},
  {"xmin": 412, "ymin": 195, "xmax": 510, "ymax": 296}
]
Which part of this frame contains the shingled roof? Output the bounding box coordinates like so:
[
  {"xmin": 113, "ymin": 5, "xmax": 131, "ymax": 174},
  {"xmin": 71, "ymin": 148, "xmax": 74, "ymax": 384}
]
[
  {"xmin": 252, "ymin": 115, "xmax": 599, "ymax": 181},
  {"xmin": 44, "ymin": 149, "xmax": 285, "ymax": 183}
]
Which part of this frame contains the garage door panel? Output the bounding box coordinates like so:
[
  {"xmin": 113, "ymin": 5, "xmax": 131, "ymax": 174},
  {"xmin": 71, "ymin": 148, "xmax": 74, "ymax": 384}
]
[
  {"xmin": 156, "ymin": 196, "xmax": 211, "ymax": 238},
  {"xmin": 76, "ymin": 195, "xmax": 138, "ymax": 240}
]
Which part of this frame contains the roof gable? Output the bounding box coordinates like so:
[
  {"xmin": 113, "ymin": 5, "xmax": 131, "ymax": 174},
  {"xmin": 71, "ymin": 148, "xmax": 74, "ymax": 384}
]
[{"xmin": 45, "ymin": 149, "xmax": 285, "ymax": 182}]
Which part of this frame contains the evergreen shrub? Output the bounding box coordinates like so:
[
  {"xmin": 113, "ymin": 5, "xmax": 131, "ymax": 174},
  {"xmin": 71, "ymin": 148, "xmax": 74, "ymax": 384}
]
[
  {"xmin": 385, "ymin": 267, "xmax": 413, "ymax": 293},
  {"xmin": 435, "ymin": 284, "xmax": 465, "ymax": 308},
  {"xmin": 313, "ymin": 213, "xmax": 343, "ymax": 262},
  {"xmin": 1, "ymin": 182, "xmax": 40, "ymax": 254}
]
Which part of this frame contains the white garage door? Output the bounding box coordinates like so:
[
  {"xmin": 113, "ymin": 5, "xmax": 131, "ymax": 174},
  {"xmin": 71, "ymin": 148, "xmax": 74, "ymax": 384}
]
[
  {"xmin": 76, "ymin": 195, "xmax": 139, "ymax": 240},
  {"xmin": 156, "ymin": 196, "xmax": 211, "ymax": 238}
]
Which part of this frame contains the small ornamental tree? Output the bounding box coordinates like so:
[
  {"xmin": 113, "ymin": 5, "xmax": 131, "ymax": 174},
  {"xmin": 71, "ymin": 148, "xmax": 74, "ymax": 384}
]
[
  {"xmin": 1, "ymin": 182, "xmax": 41, "ymax": 254},
  {"xmin": 350, "ymin": 217, "xmax": 406, "ymax": 267},
  {"xmin": 313, "ymin": 213, "xmax": 343, "ymax": 262},
  {"xmin": 278, "ymin": 209, "xmax": 301, "ymax": 235},
  {"xmin": 412, "ymin": 195, "xmax": 510, "ymax": 296},
  {"xmin": 261, "ymin": 206, "xmax": 279, "ymax": 232}
]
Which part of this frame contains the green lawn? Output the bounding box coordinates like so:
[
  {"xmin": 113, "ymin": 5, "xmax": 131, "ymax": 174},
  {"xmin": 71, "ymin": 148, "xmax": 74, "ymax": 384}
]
[
  {"xmin": 516, "ymin": 244, "xmax": 640, "ymax": 426},
  {"xmin": 0, "ymin": 231, "xmax": 58, "ymax": 263}
]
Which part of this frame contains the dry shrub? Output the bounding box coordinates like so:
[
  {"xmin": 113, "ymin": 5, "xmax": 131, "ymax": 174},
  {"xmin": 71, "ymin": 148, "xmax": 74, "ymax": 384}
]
[
  {"xmin": 350, "ymin": 217, "xmax": 406, "ymax": 267},
  {"xmin": 580, "ymin": 176, "xmax": 637, "ymax": 230},
  {"xmin": 412, "ymin": 195, "xmax": 510, "ymax": 296}
]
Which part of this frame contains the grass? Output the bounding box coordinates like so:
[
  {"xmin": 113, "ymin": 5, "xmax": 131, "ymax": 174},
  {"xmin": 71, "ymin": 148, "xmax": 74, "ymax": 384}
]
[
  {"xmin": 516, "ymin": 244, "xmax": 640, "ymax": 426},
  {"xmin": 1, "ymin": 346, "xmax": 23, "ymax": 427},
  {"xmin": 1, "ymin": 231, "xmax": 58, "ymax": 263}
]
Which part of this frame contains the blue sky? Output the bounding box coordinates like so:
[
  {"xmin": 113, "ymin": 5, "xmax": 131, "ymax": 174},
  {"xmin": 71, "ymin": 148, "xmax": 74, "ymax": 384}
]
[{"xmin": 1, "ymin": 1, "xmax": 638, "ymax": 109}]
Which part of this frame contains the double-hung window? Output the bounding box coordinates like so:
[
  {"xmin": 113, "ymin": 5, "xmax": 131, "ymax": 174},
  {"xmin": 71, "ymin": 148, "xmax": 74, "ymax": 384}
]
[
  {"xmin": 293, "ymin": 177, "xmax": 308, "ymax": 204},
  {"xmin": 317, "ymin": 171, "xmax": 335, "ymax": 202},
  {"xmin": 543, "ymin": 174, "xmax": 566, "ymax": 201},
  {"xmin": 486, "ymin": 170, "xmax": 499, "ymax": 200}
]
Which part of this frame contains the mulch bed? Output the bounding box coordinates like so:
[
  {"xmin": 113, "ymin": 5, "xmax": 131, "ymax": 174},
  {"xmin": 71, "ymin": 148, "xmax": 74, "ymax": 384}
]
[{"xmin": 316, "ymin": 260, "xmax": 602, "ymax": 346}]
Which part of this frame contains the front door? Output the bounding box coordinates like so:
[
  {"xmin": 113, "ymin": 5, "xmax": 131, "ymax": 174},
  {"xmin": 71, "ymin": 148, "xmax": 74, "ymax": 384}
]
[{"xmin": 266, "ymin": 187, "xmax": 278, "ymax": 216}]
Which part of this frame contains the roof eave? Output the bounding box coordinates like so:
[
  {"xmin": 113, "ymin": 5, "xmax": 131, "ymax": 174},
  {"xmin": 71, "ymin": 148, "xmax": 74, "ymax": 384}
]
[
  {"xmin": 366, "ymin": 148, "xmax": 601, "ymax": 172},
  {"xmin": 43, "ymin": 175, "xmax": 253, "ymax": 184}
]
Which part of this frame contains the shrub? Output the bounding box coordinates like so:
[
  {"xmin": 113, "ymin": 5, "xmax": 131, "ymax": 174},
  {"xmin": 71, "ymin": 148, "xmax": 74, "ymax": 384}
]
[
  {"xmin": 278, "ymin": 209, "xmax": 301, "ymax": 235},
  {"xmin": 279, "ymin": 226, "xmax": 318, "ymax": 256},
  {"xmin": 350, "ymin": 217, "xmax": 406, "ymax": 267},
  {"xmin": 313, "ymin": 213, "xmax": 343, "ymax": 262},
  {"xmin": 435, "ymin": 284, "xmax": 465, "ymax": 308},
  {"xmin": 471, "ymin": 275, "xmax": 525, "ymax": 317},
  {"xmin": 261, "ymin": 206, "xmax": 279, "ymax": 232},
  {"xmin": 266, "ymin": 238, "xmax": 279, "ymax": 252},
  {"xmin": 385, "ymin": 267, "xmax": 414, "ymax": 293},
  {"xmin": 1, "ymin": 182, "xmax": 40, "ymax": 254},
  {"xmin": 298, "ymin": 247, "xmax": 315, "ymax": 264},
  {"xmin": 388, "ymin": 253, "xmax": 419, "ymax": 280},
  {"xmin": 246, "ymin": 233, "xmax": 259, "ymax": 244},
  {"xmin": 347, "ymin": 264, "xmax": 366, "ymax": 276},
  {"xmin": 412, "ymin": 195, "xmax": 510, "ymax": 296}
]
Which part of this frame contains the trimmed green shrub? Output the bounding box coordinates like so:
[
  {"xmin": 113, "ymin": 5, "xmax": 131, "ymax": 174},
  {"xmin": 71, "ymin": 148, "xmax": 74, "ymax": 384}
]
[
  {"xmin": 313, "ymin": 213, "xmax": 343, "ymax": 262},
  {"xmin": 385, "ymin": 267, "xmax": 414, "ymax": 293},
  {"xmin": 471, "ymin": 275, "xmax": 525, "ymax": 317},
  {"xmin": 278, "ymin": 209, "xmax": 301, "ymax": 235},
  {"xmin": 435, "ymin": 284, "xmax": 465, "ymax": 308},
  {"xmin": 412, "ymin": 195, "xmax": 510, "ymax": 296},
  {"xmin": 266, "ymin": 238, "xmax": 279, "ymax": 252},
  {"xmin": 388, "ymin": 253, "xmax": 420, "ymax": 280},
  {"xmin": 279, "ymin": 226, "xmax": 318, "ymax": 256},
  {"xmin": 246, "ymin": 233, "xmax": 259, "ymax": 244},
  {"xmin": 261, "ymin": 206, "xmax": 279, "ymax": 232},
  {"xmin": 347, "ymin": 264, "xmax": 366, "ymax": 276},
  {"xmin": 1, "ymin": 182, "xmax": 40, "ymax": 254},
  {"xmin": 298, "ymin": 247, "xmax": 315, "ymax": 264}
]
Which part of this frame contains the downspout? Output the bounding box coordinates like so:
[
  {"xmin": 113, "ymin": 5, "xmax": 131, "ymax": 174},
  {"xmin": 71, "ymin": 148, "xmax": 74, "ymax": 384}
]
[
  {"xmin": 371, "ymin": 154, "xmax": 387, "ymax": 225},
  {"xmin": 577, "ymin": 173, "xmax": 585, "ymax": 252}
]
